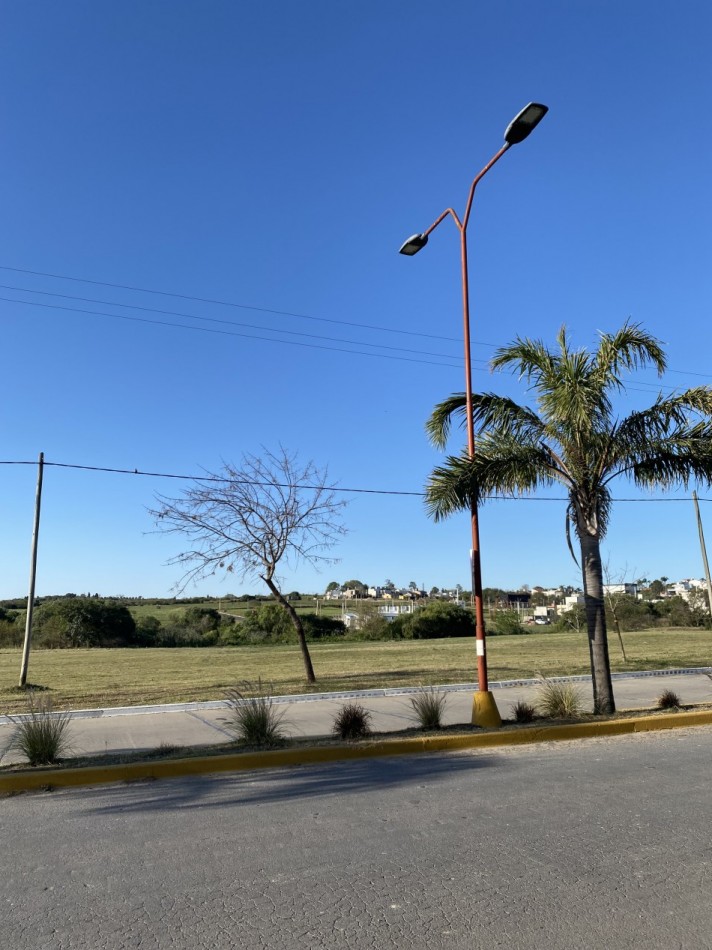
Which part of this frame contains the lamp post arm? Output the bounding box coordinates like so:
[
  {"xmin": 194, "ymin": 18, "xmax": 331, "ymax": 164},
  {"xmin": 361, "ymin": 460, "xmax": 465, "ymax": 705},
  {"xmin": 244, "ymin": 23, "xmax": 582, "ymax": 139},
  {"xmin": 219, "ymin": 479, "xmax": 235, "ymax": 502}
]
[
  {"xmin": 423, "ymin": 207, "xmax": 462, "ymax": 237},
  {"xmin": 462, "ymin": 142, "xmax": 511, "ymax": 231}
]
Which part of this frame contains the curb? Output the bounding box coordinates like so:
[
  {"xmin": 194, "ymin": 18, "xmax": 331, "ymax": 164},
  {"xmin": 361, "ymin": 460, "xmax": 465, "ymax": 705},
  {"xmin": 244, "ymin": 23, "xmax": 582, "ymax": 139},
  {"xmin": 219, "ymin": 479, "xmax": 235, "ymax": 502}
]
[{"xmin": 3, "ymin": 708, "xmax": 712, "ymax": 796}]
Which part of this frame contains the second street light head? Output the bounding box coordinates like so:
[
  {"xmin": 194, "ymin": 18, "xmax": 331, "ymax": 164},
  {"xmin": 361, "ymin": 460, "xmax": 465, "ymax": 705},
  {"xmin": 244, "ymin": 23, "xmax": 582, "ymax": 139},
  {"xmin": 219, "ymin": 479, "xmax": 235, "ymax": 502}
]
[
  {"xmin": 504, "ymin": 102, "xmax": 548, "ymax": 145},
  {"xmin": 399, "ymin": 233, "xmax": 429, "ymax": 256}
]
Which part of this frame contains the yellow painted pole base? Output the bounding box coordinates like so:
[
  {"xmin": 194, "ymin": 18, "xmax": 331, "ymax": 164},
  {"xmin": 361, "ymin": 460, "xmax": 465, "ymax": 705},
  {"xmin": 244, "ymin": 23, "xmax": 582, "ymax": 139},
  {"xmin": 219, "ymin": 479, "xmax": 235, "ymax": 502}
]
[{"xmin": 472, "ymin": 690, "xmax": 502, "ymax": 728}]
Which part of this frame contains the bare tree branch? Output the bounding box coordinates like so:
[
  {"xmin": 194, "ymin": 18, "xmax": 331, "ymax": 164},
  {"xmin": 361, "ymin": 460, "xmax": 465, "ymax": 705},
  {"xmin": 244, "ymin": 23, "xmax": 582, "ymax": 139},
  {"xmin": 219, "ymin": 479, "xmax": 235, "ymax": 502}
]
[{"xmin": 149, "ymin": 447, "xmax": 348, "ymax": 683}]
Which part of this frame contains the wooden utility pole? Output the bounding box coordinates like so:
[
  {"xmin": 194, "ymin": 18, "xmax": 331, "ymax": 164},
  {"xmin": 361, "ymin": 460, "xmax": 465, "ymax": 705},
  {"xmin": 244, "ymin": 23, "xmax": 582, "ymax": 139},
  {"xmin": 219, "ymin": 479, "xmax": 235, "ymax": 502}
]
[
  {"xmin": 692, "ymin": 491, "xmax": 712, "ymax": 618},
  {"xmin": 19, "ymin": 452, "xmax": 44, "ymax": 688}
]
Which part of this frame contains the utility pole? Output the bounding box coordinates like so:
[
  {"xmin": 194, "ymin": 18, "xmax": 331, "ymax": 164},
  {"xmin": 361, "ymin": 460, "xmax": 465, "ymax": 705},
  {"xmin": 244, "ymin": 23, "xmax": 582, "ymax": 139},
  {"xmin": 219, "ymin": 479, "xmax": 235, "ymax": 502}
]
[
  {"xmin": 19, "ymin": 452, "xmax": 44, "ymax": 688},
  {"xmin": 692, "ymin": 491, "xmax": 712, "ymax": 618}
]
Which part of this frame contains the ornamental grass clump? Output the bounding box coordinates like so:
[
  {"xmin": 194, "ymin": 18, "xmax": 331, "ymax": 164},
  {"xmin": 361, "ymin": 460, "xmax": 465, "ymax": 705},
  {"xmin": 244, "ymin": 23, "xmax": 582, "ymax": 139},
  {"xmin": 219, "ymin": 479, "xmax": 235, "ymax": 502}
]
[
  {"xmin": 657, "ymin": 689, "xmax": 682, "ymax": 711},
  {"xmin": 8, "ymin": 693, "xmax": 73, "ymax": 766},
  {"xmin": 511, "ymin": 700, "xmax": 537, "ymax": 724},
  {"xmin": 222, "ymin": 679, "xmax": 287, "ymax": 748},
  {"xmin": 332, "ymin": 703, "xmax": 372, "ymax": 741},
  {"xmin": 535, "ymin": 676, "xmax": 585, "ymax": 719},
  {"xmin": 409, "ymin": 687, "xmax": 448, "ymax": 730}
]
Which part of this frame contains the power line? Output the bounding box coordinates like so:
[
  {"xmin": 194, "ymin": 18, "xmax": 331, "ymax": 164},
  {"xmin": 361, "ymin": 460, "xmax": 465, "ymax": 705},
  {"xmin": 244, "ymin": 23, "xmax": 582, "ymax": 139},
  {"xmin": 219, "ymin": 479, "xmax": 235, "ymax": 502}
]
[
  {"xmin": 0, "ymin": 293, "xmax": 689, "ymax": 392},
  {"xmin": 0, "ymin": 295, "xmax": 471, "ymax": 370},
  {"xmin": 0, "ymin": 282, "xmax": 470, "ymax": 361},
  {"xmin": 1, "ymin": 458, "xmax": 710, "ymax": 502},
  {"xmin": 2, "ymin": 263, "xmax": 711, "ymax": 386},
  {"xmin": 0, "ymin": 264, "xmax": 471, "ymax": 345}
]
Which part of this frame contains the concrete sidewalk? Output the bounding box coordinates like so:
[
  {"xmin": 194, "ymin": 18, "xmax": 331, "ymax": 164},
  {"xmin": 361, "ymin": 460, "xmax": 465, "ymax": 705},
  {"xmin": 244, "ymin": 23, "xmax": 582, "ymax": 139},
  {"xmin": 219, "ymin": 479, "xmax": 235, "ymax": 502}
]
[{"xmin": 1, "ymin": 669, "xmax": 711, "ymax": 767}]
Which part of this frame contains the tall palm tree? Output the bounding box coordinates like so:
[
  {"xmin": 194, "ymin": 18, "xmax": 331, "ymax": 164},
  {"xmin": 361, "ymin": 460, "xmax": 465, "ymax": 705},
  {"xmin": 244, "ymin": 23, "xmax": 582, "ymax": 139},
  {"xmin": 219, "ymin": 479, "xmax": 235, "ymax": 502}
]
[{"xmin": 425, "ymin": 323, "xmax": 712, "ymax": 713}]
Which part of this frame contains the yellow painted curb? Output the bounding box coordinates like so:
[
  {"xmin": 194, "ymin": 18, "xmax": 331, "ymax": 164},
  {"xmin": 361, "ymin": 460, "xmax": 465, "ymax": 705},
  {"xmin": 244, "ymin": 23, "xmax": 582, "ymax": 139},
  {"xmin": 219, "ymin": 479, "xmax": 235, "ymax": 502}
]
[{"xmin": 3, "ymin": 708, "xmax": 712, "ymax": 796}]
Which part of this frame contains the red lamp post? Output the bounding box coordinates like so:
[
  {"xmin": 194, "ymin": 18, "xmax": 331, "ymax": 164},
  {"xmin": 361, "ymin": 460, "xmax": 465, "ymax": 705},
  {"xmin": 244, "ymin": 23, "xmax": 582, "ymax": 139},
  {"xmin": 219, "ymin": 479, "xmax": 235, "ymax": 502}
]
[{"xmin": 400, "ymin": 103, "xmax": 548, "ymax": 727}]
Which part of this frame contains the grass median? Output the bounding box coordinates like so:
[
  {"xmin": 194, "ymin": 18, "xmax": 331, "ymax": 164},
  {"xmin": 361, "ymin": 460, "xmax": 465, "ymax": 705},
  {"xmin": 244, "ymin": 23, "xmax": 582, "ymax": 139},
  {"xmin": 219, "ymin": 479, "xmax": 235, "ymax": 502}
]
[{"xmin": 1, "ymin": 627, "xmax": 711, "ymax": 713}]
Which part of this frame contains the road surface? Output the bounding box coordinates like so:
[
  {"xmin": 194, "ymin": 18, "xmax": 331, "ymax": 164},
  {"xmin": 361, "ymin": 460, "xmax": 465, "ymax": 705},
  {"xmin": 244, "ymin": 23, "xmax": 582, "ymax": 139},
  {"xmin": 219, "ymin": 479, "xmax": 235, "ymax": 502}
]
[{"xmin": 2, "ymin": 726, "xmax": 712, "ymax": 948}]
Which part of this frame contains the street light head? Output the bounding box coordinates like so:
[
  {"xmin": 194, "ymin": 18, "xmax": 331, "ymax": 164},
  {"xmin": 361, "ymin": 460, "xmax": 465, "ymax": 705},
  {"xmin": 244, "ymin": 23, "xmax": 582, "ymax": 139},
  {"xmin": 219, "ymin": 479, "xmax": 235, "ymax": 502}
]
[
  {"xmin": 504, "ymin": 102, "xmax": 548, "ymax": 145},
  {"xmin": 398, "ymin": 233, "xmax": 429, "ymax": 256}
]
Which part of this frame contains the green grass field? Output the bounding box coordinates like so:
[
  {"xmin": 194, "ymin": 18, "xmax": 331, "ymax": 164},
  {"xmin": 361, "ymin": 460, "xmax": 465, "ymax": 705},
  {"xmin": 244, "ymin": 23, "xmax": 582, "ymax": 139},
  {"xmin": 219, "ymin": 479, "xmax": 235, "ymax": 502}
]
[
  {"xmin": 1, "ymin": 627, "xmax": 711, "ymax": 713},
  {"xmin": 124, "ymin": 599, "xmax": 353, "ymax": 622}
]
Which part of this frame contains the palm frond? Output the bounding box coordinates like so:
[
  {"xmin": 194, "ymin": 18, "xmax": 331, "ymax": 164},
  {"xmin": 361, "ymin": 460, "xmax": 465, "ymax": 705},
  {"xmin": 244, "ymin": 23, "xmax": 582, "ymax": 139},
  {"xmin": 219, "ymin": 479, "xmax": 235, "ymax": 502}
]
[
  {"xmin": 603, "ymin": 389, "xmax": 712, "ymax": 481},
  {"xmin": 492, "ymin": 329, "xmax": 611, "ymax": 433},
  {"xmin": 425, "ymin": 393, "xmax": 467, "ymax": 449},
  {"xmin": 426, "ymin": 392, "xmax": 547, "ymax": 449},
  {"xmin": 424, "ymin": 438, "xmax": 557, "ymax": 521},
  {"xmin": 565, "ymin": 505, "xmax": 580, "ymax": 566},
  {"xmin": 628, "ymin": 426, "xmax": 712, "ymax": 490},
  {"xmin": 490, "ymin": 336, "xmax": 557, "ymax": 383},
  {"xmin": 613, "ymin": 388, "xmax": 712, "ymax": 447},
  {"xmin": 594, "ymin": 322, "xmax": 666, "ymax": 382},
  {"xmin": 471, "ymin": 395, "xmax": 546, "ymax": 440}
]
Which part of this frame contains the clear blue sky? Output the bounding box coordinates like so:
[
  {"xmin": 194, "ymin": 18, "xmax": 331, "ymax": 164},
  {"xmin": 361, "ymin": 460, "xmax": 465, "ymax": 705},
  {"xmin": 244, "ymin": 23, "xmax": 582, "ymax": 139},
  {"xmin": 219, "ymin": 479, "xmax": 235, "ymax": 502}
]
[{"xmin": 1, "ymin": 1, "xmax": 711, "ymax": 598}]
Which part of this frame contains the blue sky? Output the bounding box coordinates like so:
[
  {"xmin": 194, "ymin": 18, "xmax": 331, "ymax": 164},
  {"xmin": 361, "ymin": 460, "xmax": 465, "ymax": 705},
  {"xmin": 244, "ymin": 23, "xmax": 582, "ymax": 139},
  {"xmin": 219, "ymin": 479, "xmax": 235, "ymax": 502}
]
[{"xmin": 1, "ymin": 1, "xmax": 711, "ymax": 598}]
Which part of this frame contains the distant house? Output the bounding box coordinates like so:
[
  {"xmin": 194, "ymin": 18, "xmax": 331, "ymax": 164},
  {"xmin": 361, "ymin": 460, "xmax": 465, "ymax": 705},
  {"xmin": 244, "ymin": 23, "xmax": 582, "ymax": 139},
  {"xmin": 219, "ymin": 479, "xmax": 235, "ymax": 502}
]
[
  {"xmin": 378, "ymin": 603, "xmax": 417, "ymax": 622},
  {"xmin": 507, "ymin": 592, "xmax": 531, "ymax": 608},
  {"xmin": 602, "ymin": 583, "xmax": 638, "ymax": 597}
]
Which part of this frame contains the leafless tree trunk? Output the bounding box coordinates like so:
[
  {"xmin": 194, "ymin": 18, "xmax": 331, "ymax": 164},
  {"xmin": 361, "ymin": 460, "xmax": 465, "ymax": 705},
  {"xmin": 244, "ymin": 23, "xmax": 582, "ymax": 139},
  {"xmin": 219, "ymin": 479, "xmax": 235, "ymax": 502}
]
[
  {"xmin": 602, "ymin": 561, "xmax": 629, "ymax": 663},
  {"xmin": 262, "ymin": 575, "xmax": 315, "ymax": 683}
]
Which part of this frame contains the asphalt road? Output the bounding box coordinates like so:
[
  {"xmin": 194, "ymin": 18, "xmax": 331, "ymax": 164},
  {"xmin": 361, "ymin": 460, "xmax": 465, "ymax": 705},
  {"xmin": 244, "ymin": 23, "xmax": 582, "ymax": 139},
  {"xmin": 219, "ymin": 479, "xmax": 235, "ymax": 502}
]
[{"xmin": 2, "ymin": 726, "xmax": 712, "ymax": 949}]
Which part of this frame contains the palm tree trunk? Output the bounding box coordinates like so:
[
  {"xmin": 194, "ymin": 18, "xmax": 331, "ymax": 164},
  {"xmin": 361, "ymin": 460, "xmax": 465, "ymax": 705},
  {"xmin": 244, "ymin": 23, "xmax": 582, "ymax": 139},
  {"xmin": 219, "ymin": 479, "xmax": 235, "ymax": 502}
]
[
  {"xmin": 263, "ymin": 576, "xmax": 316, "ymax": 683},
  {"xmin": 578, "ymin": 531, "xmax": 616, "ymax": 714}
]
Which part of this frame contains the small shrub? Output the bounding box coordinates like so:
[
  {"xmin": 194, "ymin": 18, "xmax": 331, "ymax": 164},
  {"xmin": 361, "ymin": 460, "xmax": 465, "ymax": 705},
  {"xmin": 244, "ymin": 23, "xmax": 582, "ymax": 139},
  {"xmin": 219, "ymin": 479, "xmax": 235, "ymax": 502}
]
[
  {"xmin": 301, "ymin": 614, "xmax": 347, "ymax": 640},
  {"xmin": 332, "ymin": 703, "xmax": 372, "ymax": 740},
  {"xmin": 401, "ymin": 601, "xmax": 474, "ymax": 640},
  {"xmin": 511, "ymin": 700, "xmax": 537, "ymax": 723},
  {"xmin": 657, "ymin": 689, "xmax": 681, "ymax": 710},
  {"xmin": 8, "ymin": 694, "xmax": 72, "ymax": 766},
  {"xmin": 222, "ymin": 679, "xmax": 287, "ymax": 747},
  {"xmin": 492, "ymin": 610, "xmax": 526, "ymax": 636},
  {"xmin": 409, "ymin": 688, "xmax": 448, "ymax": 730},
  {"xmin": 535, "ymin": 676, "xmax": 584, "ymax": 719}
]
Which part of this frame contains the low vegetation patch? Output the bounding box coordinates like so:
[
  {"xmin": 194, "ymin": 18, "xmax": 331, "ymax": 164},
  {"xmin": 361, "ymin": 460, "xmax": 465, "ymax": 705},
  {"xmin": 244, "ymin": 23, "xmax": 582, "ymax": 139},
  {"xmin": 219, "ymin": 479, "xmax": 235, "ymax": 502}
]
[
  {"xmin": 657, "ymin": 688, "xmax": 682, "ymax": 710},
  {"xmin": 409, "ymin": 687, "xmax": 448, "ymax": 729},
  {"xmin": 221, "ymin": 680, "xmax": 287, "ymax": 748},
  {"xmin": 535, "ymin": 676, "xmax": 585, "ymax": 719},
  {"xmin": 332, "ymin": 703, "xmax": 372, "ymax": 740},
  {"xmin": 511, "ymin": 700, "xmax": 537, "ymax": 723},
  {"xmin": 5, "ymin": 694, "xmax": 72, "ymax": 766}
]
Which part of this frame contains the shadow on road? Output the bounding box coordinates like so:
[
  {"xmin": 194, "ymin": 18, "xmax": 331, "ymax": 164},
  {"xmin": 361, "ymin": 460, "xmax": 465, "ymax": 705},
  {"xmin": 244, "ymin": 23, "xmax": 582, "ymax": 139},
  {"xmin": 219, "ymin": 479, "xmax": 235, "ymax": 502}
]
[{"xmin": 76, "ymin": 749, "xmax": 506, "ymax": 815}]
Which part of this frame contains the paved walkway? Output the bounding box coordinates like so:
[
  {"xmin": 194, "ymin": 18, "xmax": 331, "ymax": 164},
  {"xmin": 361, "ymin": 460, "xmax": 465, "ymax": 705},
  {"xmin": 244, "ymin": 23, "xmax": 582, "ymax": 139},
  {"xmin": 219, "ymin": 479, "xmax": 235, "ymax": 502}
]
[{"xmin": 1, "ymin": 669, "xmax": 711, "ymax": 766}]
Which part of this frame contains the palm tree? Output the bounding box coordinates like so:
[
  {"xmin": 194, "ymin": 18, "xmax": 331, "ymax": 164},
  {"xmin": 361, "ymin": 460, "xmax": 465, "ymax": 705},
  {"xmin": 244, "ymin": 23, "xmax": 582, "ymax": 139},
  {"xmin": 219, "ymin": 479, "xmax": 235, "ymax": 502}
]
[{"xmin": 425, "ymin": 323, "xmax": 712, "ymax": 713}]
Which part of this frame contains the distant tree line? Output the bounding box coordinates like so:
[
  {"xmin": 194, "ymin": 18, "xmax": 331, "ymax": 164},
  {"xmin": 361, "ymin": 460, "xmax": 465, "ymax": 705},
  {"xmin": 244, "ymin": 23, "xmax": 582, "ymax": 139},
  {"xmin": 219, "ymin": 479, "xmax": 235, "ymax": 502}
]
[
  {"xmin": 0, "ymin": 590, "xmax": 708, "ymax": 651},
  {"xmin": 0, "ymin": 597, "xmax": 475, "ymax": 648}
]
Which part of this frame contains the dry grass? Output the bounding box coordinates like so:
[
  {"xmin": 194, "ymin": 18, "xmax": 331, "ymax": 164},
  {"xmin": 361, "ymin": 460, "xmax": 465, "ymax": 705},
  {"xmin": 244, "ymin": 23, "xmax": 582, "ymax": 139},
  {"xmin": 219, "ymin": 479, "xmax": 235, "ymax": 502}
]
[
  {"xmin": 535, "ymin": 677, "xmax": 585, "ymax": 719},
  {"xmin": 1, "ymin": 627, "xmax": 711, "ymax": 713},
  {"xmin": 6, "ymin": 694, "xmax": 73, "ymax": 765},
  {"xmin": 409, "ymin": 687, "xmax": 448, "ymax": 729}
]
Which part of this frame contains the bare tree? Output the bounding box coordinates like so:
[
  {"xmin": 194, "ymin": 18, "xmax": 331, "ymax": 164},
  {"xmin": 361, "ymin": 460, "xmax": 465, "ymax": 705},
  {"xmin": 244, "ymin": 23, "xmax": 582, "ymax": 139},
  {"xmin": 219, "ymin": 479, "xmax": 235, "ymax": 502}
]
[
  {"xmin": 602, "ymin": 560, "xmax": 633, "ymax": 662},
  {"xmin": 150, "ymin": 448, "xmax": 347, "ymax": 683}
]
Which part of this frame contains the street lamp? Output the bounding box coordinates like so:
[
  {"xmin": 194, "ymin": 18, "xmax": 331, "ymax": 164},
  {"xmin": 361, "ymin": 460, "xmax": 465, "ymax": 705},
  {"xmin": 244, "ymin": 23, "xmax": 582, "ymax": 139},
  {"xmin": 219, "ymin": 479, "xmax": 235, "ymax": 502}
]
[{"xmin": 400, "ymin": 102, "xmax": 548, "ymax": 728}]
